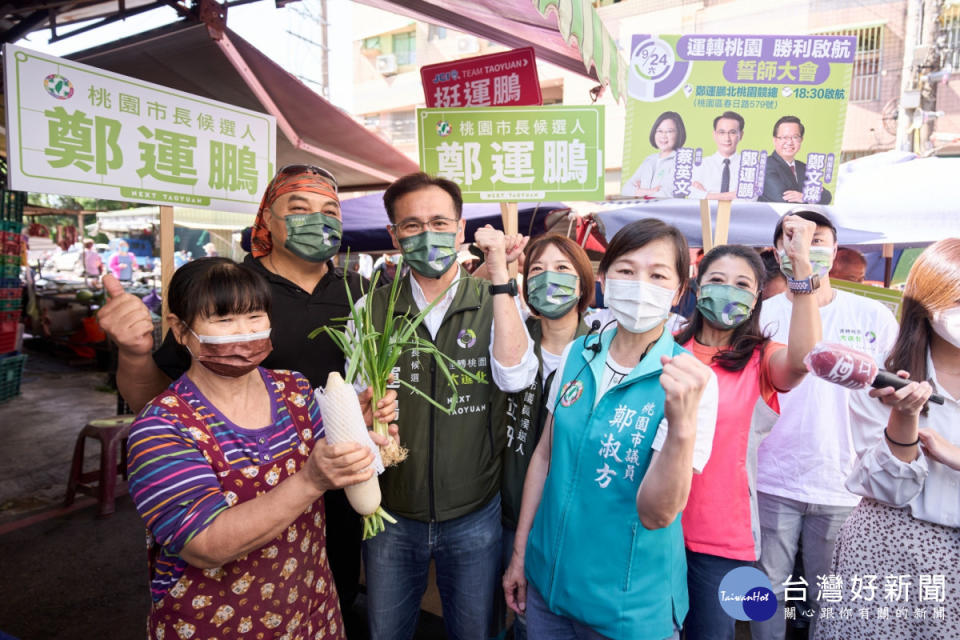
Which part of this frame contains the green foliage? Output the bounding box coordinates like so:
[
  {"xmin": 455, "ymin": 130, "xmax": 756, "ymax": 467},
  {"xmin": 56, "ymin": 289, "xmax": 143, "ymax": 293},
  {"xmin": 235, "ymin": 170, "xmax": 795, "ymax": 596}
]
[{"xmin": 310, "ymin": 256, "xmax": 481, "ymax": 423}]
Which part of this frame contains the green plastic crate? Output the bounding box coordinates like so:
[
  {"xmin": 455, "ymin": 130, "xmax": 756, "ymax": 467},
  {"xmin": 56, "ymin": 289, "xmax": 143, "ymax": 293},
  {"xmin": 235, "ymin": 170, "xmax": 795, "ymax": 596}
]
[
  {"xmin": 0, "ymin": 191, "xmax": 25, "ymax": 223},
  {"xmin": 0, "ymin": 354, "xmax": 26, "ymax": 402}
]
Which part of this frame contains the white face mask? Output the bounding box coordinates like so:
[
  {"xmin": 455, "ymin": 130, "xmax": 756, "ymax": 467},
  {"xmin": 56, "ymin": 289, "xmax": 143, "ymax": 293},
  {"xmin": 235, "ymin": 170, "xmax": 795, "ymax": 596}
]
[
  {"xmin": 603, "ymin": 278, "xmax": 676, "ymax": 334},
  {"xmin": 931, "ymin": 307, "xmax": 960, "ymax": 349}
]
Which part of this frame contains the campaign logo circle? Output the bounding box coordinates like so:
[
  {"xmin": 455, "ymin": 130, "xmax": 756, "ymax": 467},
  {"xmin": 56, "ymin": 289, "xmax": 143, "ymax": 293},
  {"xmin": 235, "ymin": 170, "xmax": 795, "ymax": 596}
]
[
  {"xmin": 718, "ymin": 567, "xmax": 776, "ymax": 622},
  {"xmin": 456, "ymin": 329, "xmax": 476, "ymax": 349},
  {"xmin": 436, "ymin": 120, "xmax": 451, "ymax": 137},
  {"xmin": 43, "ymin": 74, "xmax": 74, "ymax": 100},
  {"xmin": 721, "ymin": 301, "xmax": 750, "ymax": 327},
  {"xmin": 559, "ymin": 380, "xmax": 583, "ymax": 407}
]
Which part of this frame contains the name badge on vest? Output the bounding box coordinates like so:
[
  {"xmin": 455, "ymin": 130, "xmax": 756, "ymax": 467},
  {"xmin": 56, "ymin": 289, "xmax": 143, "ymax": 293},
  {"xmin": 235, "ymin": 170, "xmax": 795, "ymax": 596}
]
[{"xmin": 559, "ymin": 380, "xmax": 584, "ymax": 407}]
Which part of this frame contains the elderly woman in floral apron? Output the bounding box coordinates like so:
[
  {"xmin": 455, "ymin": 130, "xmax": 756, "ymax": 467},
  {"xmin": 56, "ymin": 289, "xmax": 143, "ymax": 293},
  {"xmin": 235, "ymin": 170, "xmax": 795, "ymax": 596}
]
[{"xmin": 127, "ymin": 257, "xmax": 385, "ymax": 640}]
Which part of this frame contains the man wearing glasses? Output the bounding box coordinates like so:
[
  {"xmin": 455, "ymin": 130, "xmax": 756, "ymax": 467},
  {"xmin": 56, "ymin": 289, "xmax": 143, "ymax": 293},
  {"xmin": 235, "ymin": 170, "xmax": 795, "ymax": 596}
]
[
  {"xmin": 363, "ymin": 172, "xmax": 538, "ymax": 640},
  {"xmin": 759, "ymin": 115, "xmax": 832, "ymax": 205},
  {"xmin": 97, "ymin": 165, "xmax": 398, "ymax": 636},
  {"xmin": 690, "ymin": 110, "xmax": 754, "ymax": 201}
]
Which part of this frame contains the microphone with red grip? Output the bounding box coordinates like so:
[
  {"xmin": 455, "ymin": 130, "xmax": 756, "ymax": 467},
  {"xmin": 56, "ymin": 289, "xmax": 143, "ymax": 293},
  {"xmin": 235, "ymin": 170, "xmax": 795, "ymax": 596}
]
[{"xmin": 803, "ymin": 342, "xmax": 944, "ymax": 405}]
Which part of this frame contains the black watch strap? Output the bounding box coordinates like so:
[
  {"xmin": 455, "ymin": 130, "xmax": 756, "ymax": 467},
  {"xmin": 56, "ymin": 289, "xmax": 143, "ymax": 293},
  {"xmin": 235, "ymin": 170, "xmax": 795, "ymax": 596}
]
[{"xmin": 489, "ymin": 279, "xmax": 518, "ymax": 296}]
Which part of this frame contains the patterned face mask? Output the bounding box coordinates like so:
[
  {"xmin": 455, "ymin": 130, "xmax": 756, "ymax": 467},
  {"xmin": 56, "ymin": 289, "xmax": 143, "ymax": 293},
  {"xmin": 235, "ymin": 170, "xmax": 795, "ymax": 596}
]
[
  {"xmin": 526, "ymin": 271, "xmax": 579, "ymax": 319},
  {"xmin": 399, "ymin": 231, "xmax": 458, "ymax": 279},
  {"xmin": 696, "ymin": 283, "xmax": 757, "ymax": 330},
  {"xmin": 779, "ymin": 246, "xmax": 833, "ymax": 279},
  {"xmin": 283, "ymin": 212, "xmax": 342, "ymax": 263}
]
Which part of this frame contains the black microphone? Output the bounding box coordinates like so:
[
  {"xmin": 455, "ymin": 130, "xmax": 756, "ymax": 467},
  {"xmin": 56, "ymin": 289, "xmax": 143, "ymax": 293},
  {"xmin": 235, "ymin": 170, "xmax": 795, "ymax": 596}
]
[{"xmin": 587, "ymin": 320, "xmax": 602, "ymax": 353}]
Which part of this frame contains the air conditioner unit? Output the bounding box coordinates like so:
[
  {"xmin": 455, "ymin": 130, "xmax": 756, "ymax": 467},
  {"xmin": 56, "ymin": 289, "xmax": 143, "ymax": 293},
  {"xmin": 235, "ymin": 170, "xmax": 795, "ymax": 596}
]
[
  {"xmin": 456, "ymin": 37, "xmax": 479, "ymax": 54},
  {"xmin": 376, "ymin": 54, "xmax": 398, "ymax": 75}
]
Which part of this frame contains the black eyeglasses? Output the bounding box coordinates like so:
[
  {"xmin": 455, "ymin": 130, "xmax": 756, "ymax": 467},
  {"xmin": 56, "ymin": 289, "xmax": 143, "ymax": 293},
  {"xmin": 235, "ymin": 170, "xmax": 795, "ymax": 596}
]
[{"xmin": 276, "ymin": 164, "xmax": 338, "ymax": 191}]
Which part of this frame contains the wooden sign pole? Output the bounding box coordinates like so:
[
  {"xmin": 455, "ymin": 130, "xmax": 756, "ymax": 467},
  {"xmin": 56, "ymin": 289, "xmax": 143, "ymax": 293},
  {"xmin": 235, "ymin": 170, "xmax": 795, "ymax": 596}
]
[
  {"xmin": 500, "ymin": 201, "xmax": 519, "ymax": 278},
  {"xmin": 699, "ymin": 199, "xmax": 733, "ymax": 252},
  {"xmin": 160, "ymin": 205, "xmax": 174, "ymax": 337}
]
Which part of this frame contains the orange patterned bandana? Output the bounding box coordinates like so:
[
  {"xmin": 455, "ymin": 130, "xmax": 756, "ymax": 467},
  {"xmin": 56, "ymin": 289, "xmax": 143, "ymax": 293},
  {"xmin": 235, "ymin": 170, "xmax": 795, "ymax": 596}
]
[{"xmin": 250, "ymin": 167, "xmax": 339, "ymax": 258}]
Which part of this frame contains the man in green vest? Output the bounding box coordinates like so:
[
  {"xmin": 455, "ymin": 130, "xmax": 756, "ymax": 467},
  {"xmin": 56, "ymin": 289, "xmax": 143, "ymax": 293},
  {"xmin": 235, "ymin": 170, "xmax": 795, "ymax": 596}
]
[{"xmin": 364, "ymin": 172, "xmax": 538, "ymax": 640}]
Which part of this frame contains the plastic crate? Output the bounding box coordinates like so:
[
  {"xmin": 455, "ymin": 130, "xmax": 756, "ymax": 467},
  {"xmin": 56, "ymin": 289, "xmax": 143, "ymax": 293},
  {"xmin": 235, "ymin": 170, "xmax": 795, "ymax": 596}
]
[
  {"xmin": 0, "ymin": 191, "xmax": 25, "ymax": 223},
  {"xmin": 0, "ymin": 310, "xmax": 20, "ymax": 354},
  {"xmin": 0, "ymin": 353, "xmax": 26, "ymax": 403},
  {"xmin": 1, "ymin": 221, "xmax": 22, "ymax": 255},
  {"xmin": 1, "ymin": 256, "xmax": 19, "ymax": 280}
]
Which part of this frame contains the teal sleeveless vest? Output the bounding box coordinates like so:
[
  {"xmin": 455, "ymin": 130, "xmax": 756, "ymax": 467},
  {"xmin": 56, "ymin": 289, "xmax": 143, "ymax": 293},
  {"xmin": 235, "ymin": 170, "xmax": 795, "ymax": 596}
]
[{"xmin": 524, "ymin": 327, "xmax": 689, "ymax": 639}]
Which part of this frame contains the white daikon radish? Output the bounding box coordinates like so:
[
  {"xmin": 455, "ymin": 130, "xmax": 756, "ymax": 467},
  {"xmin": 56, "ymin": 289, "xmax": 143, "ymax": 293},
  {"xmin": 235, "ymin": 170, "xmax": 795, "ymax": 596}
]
[{"xmin": 316, "ymin": 371, "xmax": 396, "ymax": 539}]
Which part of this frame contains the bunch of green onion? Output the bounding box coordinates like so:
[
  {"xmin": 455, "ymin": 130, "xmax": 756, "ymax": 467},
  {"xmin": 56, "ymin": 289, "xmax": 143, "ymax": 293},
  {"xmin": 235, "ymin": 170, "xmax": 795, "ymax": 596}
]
[{"xmin": 312, "ymin": 256, "xmax": 480, "ymax": 466}]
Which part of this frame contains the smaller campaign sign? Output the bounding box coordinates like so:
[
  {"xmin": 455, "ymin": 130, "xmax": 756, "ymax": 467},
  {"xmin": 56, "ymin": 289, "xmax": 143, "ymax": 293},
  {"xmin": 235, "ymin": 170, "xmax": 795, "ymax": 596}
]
[{"xmin": 421, "ymin": 47, "xmax": 542, "ymax": 109}]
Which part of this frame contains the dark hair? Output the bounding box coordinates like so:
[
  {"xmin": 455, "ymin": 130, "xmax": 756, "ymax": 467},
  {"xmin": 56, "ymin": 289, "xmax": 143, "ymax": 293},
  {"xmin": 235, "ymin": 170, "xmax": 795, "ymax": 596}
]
[
  {"xmin": 649, "ymin": 111, "xmax": 686, "ymax": 150},
  {"xmin": 168, "ymin": 257, "xmax": 272, "ymax": 335},
  {"xmin": 772, "ymin": 205, "xmax": 837, "ymax": 246},
  {"xmin": 675, "ymin": 245, "xmax": 768, "ymax": 371},
  {"xmin": 759, "ymin": 248, "xmax": 785, "ymax": 286},
  {"xmin": 713, "ymin": 110, "xmax": 744, "ymax": 132},
  {"xmin": 598, "ymin": 219, "xmax": 689, "ymax": 297},
  {"xmin": 383, "ymin": 172, "xmax": 463, "ymax": 223},
  {"xmin": 522, "ymin": 233, "xmax": 596, "ymax": 315},
  {"xmin": 832, "ymin": 246, "xmax": 867, "ymax": 269},
  {"xmin": 773, "ymin": 115, "xmax": 805, "ymax": 138}
]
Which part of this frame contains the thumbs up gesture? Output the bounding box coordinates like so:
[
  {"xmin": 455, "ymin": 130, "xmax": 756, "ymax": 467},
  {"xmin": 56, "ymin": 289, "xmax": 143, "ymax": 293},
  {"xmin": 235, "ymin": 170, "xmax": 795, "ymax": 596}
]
[{"xmin": 96, "ymin": 274, "xmax": 155, "ymax": 356}]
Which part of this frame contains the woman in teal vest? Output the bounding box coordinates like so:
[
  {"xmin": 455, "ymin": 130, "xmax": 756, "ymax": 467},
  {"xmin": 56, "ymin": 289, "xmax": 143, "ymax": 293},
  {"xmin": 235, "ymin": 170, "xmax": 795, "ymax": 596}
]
[
  {"xmin": 497, "ymin": 234, "xmax": 595, "ymax": 640},
  {"xmin": 502, "ymin": 219, "xmax": 719, "ymax": 640}
]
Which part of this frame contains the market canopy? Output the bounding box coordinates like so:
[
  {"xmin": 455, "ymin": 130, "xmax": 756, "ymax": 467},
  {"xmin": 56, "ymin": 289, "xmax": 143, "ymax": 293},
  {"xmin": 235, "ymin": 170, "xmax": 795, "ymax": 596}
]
[
  {"xmin": 353, "ymin": 0, "xmax": 628, "ymax": 101},
  {"xmin": 60, "ymin": 20, "xmax": 419, "ymax": 191},
  {"xmin": 340, "ymin": 193, "xmax": 568, "ymax": 252}
]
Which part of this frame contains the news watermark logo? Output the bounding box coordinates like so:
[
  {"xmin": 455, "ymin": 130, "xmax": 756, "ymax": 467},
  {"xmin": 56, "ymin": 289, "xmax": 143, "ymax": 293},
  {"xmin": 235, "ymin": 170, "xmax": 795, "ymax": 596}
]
[{"xmin": 718, "ymin": 567, "xmax": 777, "ymax": 622}]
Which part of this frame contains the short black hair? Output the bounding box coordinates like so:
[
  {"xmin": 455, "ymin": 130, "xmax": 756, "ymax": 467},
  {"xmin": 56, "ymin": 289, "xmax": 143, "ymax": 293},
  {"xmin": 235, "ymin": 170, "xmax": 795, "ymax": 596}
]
[
  {"xmin": 598, "ymin": 219, "xmax": 690, "ymax": 297},
  {"xmin": 773, "ymin": 115, "xmax": 805, "ymax": 137},
  {"xmin": 168, "ymin": 257, "xmax": 272, "ymax": 333},
  {"xmin": 713, "ymin": 111, "xmax": 744, "ymax": 132},
  {"xmin": 383, "ymin": 172, "xmax": 463, "ymax": 223},
  {"xmin": 772, "ymin": 205, "xmax": 838, "ymax": 247},
  {"xmin": 649, "ymin": 111, "xmax": 686, "ymax": 150}
]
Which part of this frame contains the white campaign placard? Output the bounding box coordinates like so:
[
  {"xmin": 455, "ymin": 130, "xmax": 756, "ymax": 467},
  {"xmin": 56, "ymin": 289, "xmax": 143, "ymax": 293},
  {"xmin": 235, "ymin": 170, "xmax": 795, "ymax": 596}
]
[{"xmin": 4, "ymin": 44, "xmax": 276, "ymax": 213}]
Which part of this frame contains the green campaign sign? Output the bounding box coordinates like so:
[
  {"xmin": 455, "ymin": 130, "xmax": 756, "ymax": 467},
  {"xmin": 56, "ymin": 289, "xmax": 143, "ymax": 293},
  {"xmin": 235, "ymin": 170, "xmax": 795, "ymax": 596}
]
[
  {"xmin": 3, "ymin": 44, "xmax": 276, "ymax": 214},
  {"xmin": 418, "ymin": 105, "xmax": 604, "ymax": 202},
  {"xmin": 830, "ymin": 278, "xmax": 903, "ymax": 319},
  {"xmin": 622, "ymin": 34, "xmax": 855, "ymax": 204}
]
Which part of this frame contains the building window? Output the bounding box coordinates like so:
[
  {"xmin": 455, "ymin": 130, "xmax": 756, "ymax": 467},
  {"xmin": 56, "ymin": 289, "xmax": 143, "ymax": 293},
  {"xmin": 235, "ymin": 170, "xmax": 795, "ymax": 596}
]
[
  {"xmin": 428, "ymin": 24, "xmax": 447, "ymax": 41},
  {"xmin": 945, "ymin": 8, "xmax": 960, "ymax": 71},
  {"xmin": 388, "ymin": 111, "xmax": 417, "ymax": 144},
  {"xmin": 393, "ymin": 31, "xmax": 416, "ymax": 66},
  {"xmin": 362, "ymin": 36, "xmax": 381, "ymax": 51},
  {"xmin": 817, "ymin": 25, "xmax": 883, "ymax": 102}
]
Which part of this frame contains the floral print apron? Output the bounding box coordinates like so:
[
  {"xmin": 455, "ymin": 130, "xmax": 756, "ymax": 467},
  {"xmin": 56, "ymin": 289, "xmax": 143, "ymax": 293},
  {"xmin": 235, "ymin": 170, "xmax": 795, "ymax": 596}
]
[{"xmin": 147, "ymin": 371, "xmax": 345, "ymax": 640}]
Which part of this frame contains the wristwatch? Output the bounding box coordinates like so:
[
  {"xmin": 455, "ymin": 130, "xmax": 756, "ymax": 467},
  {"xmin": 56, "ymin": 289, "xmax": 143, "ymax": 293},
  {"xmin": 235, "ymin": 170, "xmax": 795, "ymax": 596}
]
[
  {"xmin": 489, "ymin": 279, "xmax": 518, "ymax": 297},
  {"xmin": 787, "ymin": 274, "xmax": 820, "ymax": 294}
]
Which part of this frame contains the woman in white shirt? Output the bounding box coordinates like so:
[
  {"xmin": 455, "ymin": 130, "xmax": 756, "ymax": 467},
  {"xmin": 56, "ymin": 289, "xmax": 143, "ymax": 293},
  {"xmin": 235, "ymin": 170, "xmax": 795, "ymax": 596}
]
[
  {"xmin": 621, "ymin": 111, "xmax": 686, "ymax": 199},
  {"xmin": 814, "ymin": 238, "xmax": 960, "ymax": 640}
]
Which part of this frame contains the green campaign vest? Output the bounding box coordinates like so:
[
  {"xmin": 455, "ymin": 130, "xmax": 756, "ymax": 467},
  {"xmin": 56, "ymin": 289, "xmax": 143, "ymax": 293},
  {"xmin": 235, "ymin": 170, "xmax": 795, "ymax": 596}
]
[
  {"xmin": 500, "ymin": 317, "xmax": 589, "ymax": 530},
  {"xmin": 370, "ymin": 269, "xmax": 506, "ymax": 522}
]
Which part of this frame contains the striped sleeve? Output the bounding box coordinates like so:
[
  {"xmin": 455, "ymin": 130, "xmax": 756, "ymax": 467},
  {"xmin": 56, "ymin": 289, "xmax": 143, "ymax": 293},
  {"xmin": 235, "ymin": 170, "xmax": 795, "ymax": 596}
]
[
  {"xmin": 294, "ymin": 372, "xmax": 324, "ymax": 438},
  {"xmin": 126, "ymin": 409, "xmax": 230, "ymax": 555}
]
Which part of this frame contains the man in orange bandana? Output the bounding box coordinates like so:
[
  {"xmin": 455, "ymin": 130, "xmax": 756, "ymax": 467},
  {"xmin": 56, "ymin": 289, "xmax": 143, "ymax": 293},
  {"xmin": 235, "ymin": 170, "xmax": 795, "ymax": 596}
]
[{"xmin": 98, "ymin": 166, "xmax": 396, "ymax": 637}]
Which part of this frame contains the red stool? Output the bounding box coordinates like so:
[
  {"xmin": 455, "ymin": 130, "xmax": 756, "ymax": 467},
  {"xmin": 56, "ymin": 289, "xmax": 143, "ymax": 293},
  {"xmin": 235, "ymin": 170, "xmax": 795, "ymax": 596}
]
[{"xmin": 64, "ymin": 416, "xmax": 135, "ymax": 518}]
